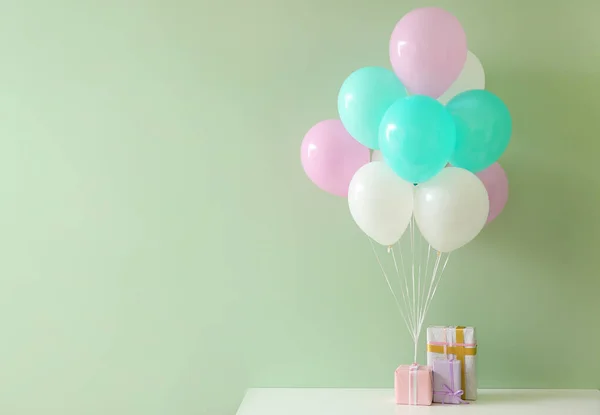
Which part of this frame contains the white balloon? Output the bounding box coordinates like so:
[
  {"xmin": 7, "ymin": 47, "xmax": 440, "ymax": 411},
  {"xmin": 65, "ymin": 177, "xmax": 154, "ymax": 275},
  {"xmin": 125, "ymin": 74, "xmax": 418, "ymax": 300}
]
[
  {"xmin": 414, "ymin": 167, "xmax": 489, "ymax": 252},
  {"xmin": 371, "ymin": 150, "xmax": 384, "ymax": 162},
  {"xmin": 348, "ymin": 162, "xmax": 414, "ymax": 246},
  {"xmin": 438, "ymin": 51, "xmax": 485, "ymax": 105}
]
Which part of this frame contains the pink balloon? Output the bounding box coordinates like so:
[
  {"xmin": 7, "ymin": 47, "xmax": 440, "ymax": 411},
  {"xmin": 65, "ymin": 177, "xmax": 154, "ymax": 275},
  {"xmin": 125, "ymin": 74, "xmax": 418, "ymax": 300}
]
[
  {"xmin": 476, "ymin": 162, "xmax": 508, "ymax": 224},
  {"xmin": 389, "ymin": 7, "xmax": 467, "ymax": 98},
  {"xmin": 300, "ymin": 120, "xmax": 370, "ymax": 197}
]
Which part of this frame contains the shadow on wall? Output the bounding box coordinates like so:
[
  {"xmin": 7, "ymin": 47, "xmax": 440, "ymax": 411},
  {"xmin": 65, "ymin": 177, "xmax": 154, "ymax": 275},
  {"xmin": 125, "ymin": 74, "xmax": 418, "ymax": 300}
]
[
  {"xmin": 486, "ymin": 67, "xmax": 600, "ymax": 272},
  {"xmin": 493, "ymin": 157, "xmax": 600, "ymax": 271},
  {"xmin": 471, "ymin": 68, "xmax": 600, "ymax": 388}
]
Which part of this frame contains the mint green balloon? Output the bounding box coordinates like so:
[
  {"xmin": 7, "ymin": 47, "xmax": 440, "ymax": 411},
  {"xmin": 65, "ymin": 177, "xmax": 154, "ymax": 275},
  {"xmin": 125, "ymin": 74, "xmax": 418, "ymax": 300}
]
[
  {"xmin": 446, "ymin": 89, "xmax": 512, "ymax": 172},
  {"xmin": 379, "ymin": 96, "xmax": 456, "ymax": 183},
  {"xmin": 338, "ymin": 67, "xmax": 407, "ymax": 149}
]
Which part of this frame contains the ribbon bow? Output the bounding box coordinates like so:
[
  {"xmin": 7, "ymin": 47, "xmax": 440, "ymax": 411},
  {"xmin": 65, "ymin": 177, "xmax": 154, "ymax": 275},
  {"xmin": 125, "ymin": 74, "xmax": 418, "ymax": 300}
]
[{"xmin": 434, "ymin": 384, "xmax": 469, "ymax": 405}]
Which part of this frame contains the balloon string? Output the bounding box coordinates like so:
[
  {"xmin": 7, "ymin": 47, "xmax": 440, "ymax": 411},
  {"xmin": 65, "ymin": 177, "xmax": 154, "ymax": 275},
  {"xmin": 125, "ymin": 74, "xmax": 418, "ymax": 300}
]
[
  {"xmin": 419, "ymin": 253, "xmax": 451, "ymax": 331},
  {"xmin": 396, "ymin": 241, "xmax": 415, "ymax": 334},
  {"xmin": 390, "ymin": 247, "xmax": 416, "ymax": 337},
  {"xmin": 409, "ymin": 217, "xmax": 416, "ymax": 348},
  {"xmin": 418, "ymin": 244, "xmax": 432, "ymax": 334},
  {"xmin": 369, "ymin": 238, "xmax": 415, "ymax": 341},
  {"xmin": 418, "ymin": 251, "xmax": 442, "ymax": 335},
  {"xmin": 416, "ymin": 227, "xmax": 423, "ymax": 340},
  {"xmin": 367, "ymin": 234, "xmax": 452, "ymax": 362}
]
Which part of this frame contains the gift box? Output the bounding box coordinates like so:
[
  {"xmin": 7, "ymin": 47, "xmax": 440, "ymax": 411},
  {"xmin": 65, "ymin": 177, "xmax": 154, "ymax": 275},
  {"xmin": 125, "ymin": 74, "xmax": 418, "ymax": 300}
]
[
  {"xmin": 427, "ymin": 326, "xmax": 477, "ymax": 400},
  {"xmin": 432, "ymin": 359, "xmax": 468, "ymax": 404},
  {"xmin": 394, "ymin": 364, "xmax": 433, "ymax": 406}
]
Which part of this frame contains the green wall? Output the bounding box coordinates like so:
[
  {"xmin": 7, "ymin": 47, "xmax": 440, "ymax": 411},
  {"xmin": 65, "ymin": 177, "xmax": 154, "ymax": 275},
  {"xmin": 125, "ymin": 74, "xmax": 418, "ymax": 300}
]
[{"xmin": 0, "ymin": 1, "xmax": 598, "ymax": 414}]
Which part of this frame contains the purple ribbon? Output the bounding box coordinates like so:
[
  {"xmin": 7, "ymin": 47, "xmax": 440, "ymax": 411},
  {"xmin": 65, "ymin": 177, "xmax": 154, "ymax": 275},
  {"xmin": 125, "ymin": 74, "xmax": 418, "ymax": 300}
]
[
  {"xmin": 434, "ymin": 384, "xmax": 468, "ymax": 404},
  {"xmin": 433, "ymin": 359, "xmax": 469, "ymax": 405}
]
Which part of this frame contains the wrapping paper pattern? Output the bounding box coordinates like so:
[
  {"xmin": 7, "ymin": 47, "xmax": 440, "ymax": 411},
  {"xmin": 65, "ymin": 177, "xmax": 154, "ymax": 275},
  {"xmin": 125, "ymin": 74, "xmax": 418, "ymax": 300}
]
[
  {"xmin": 394, "ymin": 364, "xmax": 433, "ymax": 406},
  {"xmin": 426, "ymin": 326, "xmax": 477, "ymax": 400}
]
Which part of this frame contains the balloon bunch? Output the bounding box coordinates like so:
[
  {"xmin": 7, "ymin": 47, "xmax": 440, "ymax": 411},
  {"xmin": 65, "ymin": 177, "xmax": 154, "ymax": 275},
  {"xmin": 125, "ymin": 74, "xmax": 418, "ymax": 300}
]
[{"xmin": 300, "ymin": 7, "xmax": 511, "ymax": 359}]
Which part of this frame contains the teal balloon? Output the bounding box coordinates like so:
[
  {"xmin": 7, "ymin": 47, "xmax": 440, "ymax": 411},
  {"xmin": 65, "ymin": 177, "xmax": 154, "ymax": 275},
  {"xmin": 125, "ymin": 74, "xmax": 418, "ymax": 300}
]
[
  {"xmin": 338, "ymin": 67, "xmax": 407, "ymax": 150},
  {"xmin": 446, "ymin": 89, "xmax": 512, "ymax": 172},
  {"xmin": 379, "ymin": 96, "xmax": 456, "ymax": 183}
]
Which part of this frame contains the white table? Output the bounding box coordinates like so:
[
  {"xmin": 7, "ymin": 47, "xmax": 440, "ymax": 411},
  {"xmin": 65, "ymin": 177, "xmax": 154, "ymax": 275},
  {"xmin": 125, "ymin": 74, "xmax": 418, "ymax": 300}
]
[{"xmin": 236, "ymin": 388, "xmax": 600, "ymax": 414}]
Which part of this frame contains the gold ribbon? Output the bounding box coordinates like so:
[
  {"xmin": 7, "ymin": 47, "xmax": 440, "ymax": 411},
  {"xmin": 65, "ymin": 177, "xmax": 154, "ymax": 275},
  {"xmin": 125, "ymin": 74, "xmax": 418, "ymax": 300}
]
[
  {"xmin": 455, "ymin": 326, "xmax": 466, "ymax": 399},
  {"xmin": 426, "ymin": 326, "xmax": 477, "ymax": 400},
  {"xmin": 426, "ymin": 344, "xmax": 477, "ymax": 356}
]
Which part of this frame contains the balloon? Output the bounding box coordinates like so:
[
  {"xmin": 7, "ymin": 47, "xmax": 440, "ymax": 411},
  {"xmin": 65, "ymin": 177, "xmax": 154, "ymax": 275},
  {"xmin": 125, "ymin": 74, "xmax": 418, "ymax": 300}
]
[
  {"xmin": 476, "ymin": 162, "xmax": 508, "ymax": 224},
  {"xmin": 379, "ymin": 95, "xmax": 456, "ymax": 184},
  {"xmin": 371, "ymin": 150, "xmax": 383, "ymax": 162},
  {"xmin": 447, "ymin": 89, "xmax": 512, "ymax": 173},
  {"xmin": 348, "ymin": 162, "xmax": 414, "ymax": 246},
  {"xmin": 414, "ymin": 167, "xmax": 489, "ymax": 252},
  {"xmin": 389, "ymin": 7, "xmax": 467, "ymax": 98},
  {"xmin": 438, "ymin": 51, "xmax": 485, "ymax": 105},
  {"xmin": 300, "ymin": 119, "xmax": 370, "ymax": 197},
  {"xmin": 338, "ymin": 67, "xmax": 408, "ymax": 149}
]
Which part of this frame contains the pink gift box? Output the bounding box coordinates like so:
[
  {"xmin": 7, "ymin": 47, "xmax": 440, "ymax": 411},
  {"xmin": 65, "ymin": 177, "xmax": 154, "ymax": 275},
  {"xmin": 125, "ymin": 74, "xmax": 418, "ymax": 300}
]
[{"xmin": 394, "ymin": 364, "xmax": 433, "ymax": 406}]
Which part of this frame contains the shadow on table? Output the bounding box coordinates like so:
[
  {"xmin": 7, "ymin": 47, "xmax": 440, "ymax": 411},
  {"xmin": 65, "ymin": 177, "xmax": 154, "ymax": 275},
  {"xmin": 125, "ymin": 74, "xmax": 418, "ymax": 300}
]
[{"xmin": 476, "ymin": 390, "xmax": 580, "ymax": 405}]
